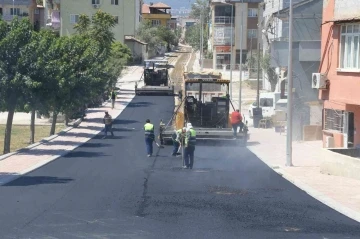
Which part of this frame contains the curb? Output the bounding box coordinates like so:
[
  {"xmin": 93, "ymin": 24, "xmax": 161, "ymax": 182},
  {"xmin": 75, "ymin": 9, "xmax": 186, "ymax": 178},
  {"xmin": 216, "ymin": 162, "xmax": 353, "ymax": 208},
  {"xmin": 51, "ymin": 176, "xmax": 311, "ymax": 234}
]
[
  {"xmin": 0, "ymin": 97, "xmax": 134, "ymax": 185},
  {"xmin": 0, "ymin": 118, "xmax": 83, "ymax": 162},
  {"xmin": 248, "ymin": 147, "xmax": 360, "ymax": 223}
]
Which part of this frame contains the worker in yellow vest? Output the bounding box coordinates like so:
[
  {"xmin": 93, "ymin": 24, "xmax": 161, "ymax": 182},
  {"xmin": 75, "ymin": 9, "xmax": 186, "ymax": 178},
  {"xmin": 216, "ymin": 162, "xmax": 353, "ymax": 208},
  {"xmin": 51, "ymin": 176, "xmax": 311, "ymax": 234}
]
[
  {"xmin": 144, "ymin": 119, "xmax": 155, "ymax": 157},
  {"xmin": 184, "ymin": 123, "xmax": 196, "ymax": 169}
]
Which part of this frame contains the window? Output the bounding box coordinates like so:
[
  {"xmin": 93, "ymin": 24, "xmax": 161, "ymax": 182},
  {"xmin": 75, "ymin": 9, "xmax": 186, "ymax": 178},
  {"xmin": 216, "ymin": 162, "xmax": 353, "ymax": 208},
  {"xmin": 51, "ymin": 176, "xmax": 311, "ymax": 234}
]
[
  {"xmin": 151, "ymin": 20, "xmax": 160, "ymax": 26},
  {"xmin": 111, "ymin": 0, "xmax": 118, "ymax": 5},
  {"xmin": 113, "ymin": 16, "xmax": 119, "ymax": 24},
  {"xmin": 92, "ymin": 0, "xmax": 100, "ymax": 4},
  {"xmin": 324, "ymin": 109, "xmax": 344, "ymax": 132},
  {"xmin": 248, "ymin": 8, "xmax": 258, "ymax": 17},
  {"xmin": 248, "ymin": 29, "xmax": 257, "ymax": 38},
  {"xmin": 34, "ymin": 9, "xmax": 39, "ymax": 15},
  {"xmin": 70, "ymin": 14, "xmax": 79, "ymax": 24},
  {"xmin": 10, "ymin": 8, "xmax": 20, "ymax": 16},
  {"xmin": 340, "ymin": 24, "xmax": 360, "ymax": 69}
]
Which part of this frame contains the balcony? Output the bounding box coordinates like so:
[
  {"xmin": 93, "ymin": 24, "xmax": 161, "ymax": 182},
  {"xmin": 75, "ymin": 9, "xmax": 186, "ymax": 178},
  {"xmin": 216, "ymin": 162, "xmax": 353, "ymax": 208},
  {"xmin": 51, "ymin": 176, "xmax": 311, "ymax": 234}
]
[
  {"xmin": 214, "ymin": 16, "xmax": 234, "ymax": 24},
  {"xmin": 2, "ymin": 13, "xmax": 29, "ymax": 21}
]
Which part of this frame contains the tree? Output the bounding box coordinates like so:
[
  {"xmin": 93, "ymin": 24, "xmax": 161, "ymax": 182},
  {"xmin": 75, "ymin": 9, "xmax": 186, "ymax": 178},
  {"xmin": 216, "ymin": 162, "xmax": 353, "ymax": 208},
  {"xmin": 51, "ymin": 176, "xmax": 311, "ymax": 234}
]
[
  {"xmin": 136, "ymin": 20, "xmax": 179, "ymax": 54},
  {"xmin": 184, "ymin": 23, "xmax": 208, "ymax": 53},
  {"xmin": 189, "ymin": 0, "xmax": 210, "ymax": 23},
  {"xmin": 18, "ymin": 30, "xmax": 59, "ymax": 143},
  {"xmin": 260, "ymin": 53, "xmax": 278, "ymax": 92},
  {"xmin": 0, "ymin": 18, "xmax": 34, "ymax": 154}
]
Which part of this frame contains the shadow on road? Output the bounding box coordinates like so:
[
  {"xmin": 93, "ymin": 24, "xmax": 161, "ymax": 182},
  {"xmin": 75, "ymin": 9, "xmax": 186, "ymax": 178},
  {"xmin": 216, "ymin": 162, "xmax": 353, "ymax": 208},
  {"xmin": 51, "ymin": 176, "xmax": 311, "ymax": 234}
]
[
  {"xmin": 63, "ymin": 151, "xmax": 109, "ymax": 158},
  {"xmin": 127, "ymin": 101, "xmax": 154, "ymax": 108},
  {"xmin": 3, "ymin": 176, "xmax": 74, "ymax": 186}
]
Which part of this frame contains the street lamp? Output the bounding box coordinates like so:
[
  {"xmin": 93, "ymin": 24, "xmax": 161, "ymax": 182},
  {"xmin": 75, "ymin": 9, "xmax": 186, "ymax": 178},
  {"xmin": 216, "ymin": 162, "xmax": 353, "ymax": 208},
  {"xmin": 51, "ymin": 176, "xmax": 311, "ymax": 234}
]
[{"xmin": 222, "ymin": 1, "xmax": 234, "ymax": 100}]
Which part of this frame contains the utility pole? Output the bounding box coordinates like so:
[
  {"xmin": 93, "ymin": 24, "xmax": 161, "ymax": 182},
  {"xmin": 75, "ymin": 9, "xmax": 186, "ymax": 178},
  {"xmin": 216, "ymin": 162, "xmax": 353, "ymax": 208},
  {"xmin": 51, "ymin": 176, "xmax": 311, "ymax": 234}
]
[
  {"xmin": 256, "ymin": 42, "xmax": 260, "ymax": 108},
  {"xmin": 286, "ymin": 0, "xmax": 294, "ymax": 167},
  {"xmin": 200, "ymin": 11, "xmax": 204, "ymax": 71},
  {"xmin": 229, "ymin": 3, "xmax": 234, "ymax": 100},
  {"xmin": 238, "ymin": 9, "xmax": 243, "ymax": 112}
]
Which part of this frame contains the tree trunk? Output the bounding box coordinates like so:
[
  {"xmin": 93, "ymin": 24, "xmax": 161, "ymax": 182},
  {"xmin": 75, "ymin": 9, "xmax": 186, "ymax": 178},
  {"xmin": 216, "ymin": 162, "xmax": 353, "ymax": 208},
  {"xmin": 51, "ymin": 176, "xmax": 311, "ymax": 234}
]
[
  {"xmin": 50, "ymin": 111, "xmax": 58, "ymax": 136},
  {"xmin": 3, "ymin": 108, "xmax": 15, "ymax": 154},
  {"xmin": 64, "ymin": 112, "xmax": 69, "ymax": 126},
  {"xmin": 30, "ymin": 108, "xmax": 36, "ymax": 144}
]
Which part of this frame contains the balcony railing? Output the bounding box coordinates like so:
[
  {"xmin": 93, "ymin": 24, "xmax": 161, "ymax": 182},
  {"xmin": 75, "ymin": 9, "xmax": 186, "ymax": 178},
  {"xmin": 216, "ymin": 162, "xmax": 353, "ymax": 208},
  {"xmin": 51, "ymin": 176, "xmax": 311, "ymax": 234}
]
[
  {"xmin": 214, "ymin": 16, "xmax": 234, "ymax": 24},
  {"xmin": 2, "ymin": 14, "xmax": 28, "ymax": 21}
]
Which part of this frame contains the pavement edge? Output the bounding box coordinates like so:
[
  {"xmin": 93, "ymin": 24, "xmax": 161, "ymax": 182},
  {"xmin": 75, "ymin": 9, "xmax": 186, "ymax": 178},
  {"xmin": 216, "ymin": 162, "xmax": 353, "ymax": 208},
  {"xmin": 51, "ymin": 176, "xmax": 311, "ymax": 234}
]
[{"xmin": 248, "ymin": 147, "xmax": 360, "ymax": 223}]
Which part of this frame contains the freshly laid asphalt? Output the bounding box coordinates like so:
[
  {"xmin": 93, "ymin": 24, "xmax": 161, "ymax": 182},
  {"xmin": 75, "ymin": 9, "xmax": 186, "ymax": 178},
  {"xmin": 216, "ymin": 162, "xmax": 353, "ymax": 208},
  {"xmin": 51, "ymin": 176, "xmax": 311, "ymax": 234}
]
[{"xmin": 0, "ymin": 95, "xmax": 360, "ymax": 239}]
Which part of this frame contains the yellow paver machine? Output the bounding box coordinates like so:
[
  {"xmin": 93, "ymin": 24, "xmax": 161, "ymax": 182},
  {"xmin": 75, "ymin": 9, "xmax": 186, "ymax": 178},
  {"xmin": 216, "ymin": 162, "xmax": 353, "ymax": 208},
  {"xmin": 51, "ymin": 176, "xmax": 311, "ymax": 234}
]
[
  {"xmin": 161, "ymin": 71, "xmax": 249, "ymax": 145},
  {"xmin": 135, "ymin": 59, "xmax": 174, "ymax": 95}
]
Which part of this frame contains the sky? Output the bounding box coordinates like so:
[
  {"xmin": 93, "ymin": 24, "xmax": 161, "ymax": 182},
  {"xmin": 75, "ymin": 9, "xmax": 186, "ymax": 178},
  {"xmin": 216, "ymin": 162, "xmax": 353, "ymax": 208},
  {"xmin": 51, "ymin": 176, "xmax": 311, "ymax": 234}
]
[{"xmin": 143, "ymin": 0, "xmax": 196, "ymax": 9}]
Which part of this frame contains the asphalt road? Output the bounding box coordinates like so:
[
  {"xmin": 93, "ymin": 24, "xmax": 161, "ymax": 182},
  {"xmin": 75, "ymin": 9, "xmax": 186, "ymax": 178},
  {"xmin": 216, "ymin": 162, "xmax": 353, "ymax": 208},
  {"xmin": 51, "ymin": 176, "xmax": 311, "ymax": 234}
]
[{"xmin": 0, "ymin": 95, "xmax": 360, "ymax": 239}]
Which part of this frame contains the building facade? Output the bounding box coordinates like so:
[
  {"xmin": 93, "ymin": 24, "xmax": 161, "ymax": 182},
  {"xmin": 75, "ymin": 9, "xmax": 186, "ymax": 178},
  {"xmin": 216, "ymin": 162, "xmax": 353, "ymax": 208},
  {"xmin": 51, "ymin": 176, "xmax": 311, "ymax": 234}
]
[
  {"xmin": 43, "ymin": 0, "xmax": 61, "ymax": 32},
  {"xmin": 209, "ymin": 0, "xmax": 262, "ymax": 70},
  {"xmin": 319, "ymin": 0, "xmax": 360, "ymax": 148},
  {"xmin": 0, "ymin": 0, "xmax": 36, "ymax": 24},
  {"xmin": 60, "ymin": 0, "xmax": 142, "ymax": 43},
  {"xmin": 141, "ymin": 2, "xmax": 171, "ymax": 27}
]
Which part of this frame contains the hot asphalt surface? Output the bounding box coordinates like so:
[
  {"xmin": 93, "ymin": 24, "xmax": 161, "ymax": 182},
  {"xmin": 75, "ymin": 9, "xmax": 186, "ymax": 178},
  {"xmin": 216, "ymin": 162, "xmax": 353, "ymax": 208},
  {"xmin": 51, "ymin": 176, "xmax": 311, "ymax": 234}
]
[{"xmin": 0, "ymin": 95, "xmax": 360, "ymax": 239}]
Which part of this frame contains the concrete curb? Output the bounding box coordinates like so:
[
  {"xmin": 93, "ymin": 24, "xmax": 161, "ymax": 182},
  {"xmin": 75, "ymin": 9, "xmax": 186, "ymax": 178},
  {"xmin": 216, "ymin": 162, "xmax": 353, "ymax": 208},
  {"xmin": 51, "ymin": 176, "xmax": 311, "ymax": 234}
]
[
  {"xmin": 248, "ymin": 147, "xmax": 360, "ymax": 223},
  {"xmin": 0, "ymin": 118, "xmax": 83, "ymax": 162}
]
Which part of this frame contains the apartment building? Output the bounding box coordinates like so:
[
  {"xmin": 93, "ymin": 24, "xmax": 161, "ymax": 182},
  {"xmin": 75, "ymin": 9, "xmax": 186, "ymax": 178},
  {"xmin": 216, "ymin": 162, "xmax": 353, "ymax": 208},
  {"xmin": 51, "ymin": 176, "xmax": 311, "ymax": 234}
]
[
  {"xmin": 209, "ymin": 0, "xmax": 262, "ymax": 70},
  {"xmin": 43, "ymin": 0, "xmax": 60, "ymax": 31},
  {"xmin": 261, "ymin": 0, "xmax": 323, "ymax": 140},
  {"xmin": 0, "ymin": 0, "xmax": 36, "ymax": 24},
  {"xmin": 319, "ymin": 0, "xmax": 360, "ymax": 148},
  {"xmin": 141, "ymin": 2, "xmax": 171, "ymax": 27},
  {"xmin": 60, "ymin": 0, "xmax": 142, "ymax": 43}
]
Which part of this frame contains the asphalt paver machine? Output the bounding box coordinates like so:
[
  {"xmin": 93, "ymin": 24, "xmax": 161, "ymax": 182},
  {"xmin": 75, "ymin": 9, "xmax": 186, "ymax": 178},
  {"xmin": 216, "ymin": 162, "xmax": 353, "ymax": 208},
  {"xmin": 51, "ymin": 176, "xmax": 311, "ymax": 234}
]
[
  {"xmin": 161, "ymin": 71, "xmax": 249, "ymax": 145},
  {"xmin": 135, "ymin": 59, "xmax": 174, "ymax": 95}
]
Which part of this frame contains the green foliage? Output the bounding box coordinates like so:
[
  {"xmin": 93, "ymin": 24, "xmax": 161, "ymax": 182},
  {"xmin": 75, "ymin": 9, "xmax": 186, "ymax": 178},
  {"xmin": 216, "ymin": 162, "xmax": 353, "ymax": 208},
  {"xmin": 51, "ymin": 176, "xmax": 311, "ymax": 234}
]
[
  {"xmin": 184, "ymin": 23, "xmax": 208, "ymax": 53},
  {"xmin": 136, "ymin": 20, "xmax": 179, "ymax": 53},
  {"xmin": 189, "ymin": 0, "xmax": 210, "ymax": 23},
  {"xmin": 0, "ymin": 10, "xmax": 132, "ymax": 153}
]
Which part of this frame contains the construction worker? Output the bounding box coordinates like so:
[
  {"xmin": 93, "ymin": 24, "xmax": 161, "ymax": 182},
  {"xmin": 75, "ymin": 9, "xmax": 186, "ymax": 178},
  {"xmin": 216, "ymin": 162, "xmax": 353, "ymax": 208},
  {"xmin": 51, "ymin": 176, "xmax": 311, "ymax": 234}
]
[
  {"xmin": 231, "ymin": 109, "xmax": 243, "ymax": 138},
  {"xmin": 110, "ymin": 88, "xmax": 117, "ymax": 109},
  {"xmin": 159, "ymin": 119, "xmax": 165, "ymax": 145},
  {"xmin": 184, "ymin": 123, "xmax": 196, "ymax": 169},
  {"xmin": 171, "ymin": 127, "xmax": 186, "ymax": 156},
  {"xmin": 103, "ymin": 111, "xmax": 114, "ymax": 137},
  {"xmin": 144, "ymin": 119, "xmax": 155, "ymax": 157}
]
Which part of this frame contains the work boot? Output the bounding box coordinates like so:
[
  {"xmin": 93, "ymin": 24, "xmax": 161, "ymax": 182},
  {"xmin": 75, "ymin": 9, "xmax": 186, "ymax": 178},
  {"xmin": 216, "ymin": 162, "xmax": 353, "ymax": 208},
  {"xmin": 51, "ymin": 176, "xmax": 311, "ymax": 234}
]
[
  {"xmin": 183, "ymin": 165, "xmax": 188, "ymax": 169},
  {"xmin": 147, "ymin": 154, "xmax": 151, "ymax": 157}
]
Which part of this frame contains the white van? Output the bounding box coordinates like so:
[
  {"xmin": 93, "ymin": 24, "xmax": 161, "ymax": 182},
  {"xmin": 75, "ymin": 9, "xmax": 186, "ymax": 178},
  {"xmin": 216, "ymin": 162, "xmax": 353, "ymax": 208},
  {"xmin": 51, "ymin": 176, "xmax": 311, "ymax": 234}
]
[{"xmin": 248, "ymin": 92, "xmax": 281, "ymax": 118}]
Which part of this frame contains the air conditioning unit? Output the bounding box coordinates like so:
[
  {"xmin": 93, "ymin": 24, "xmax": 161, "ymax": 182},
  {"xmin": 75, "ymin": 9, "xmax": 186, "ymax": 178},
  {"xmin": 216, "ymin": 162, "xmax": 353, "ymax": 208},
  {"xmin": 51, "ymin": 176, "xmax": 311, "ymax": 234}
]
[
  {"xmin": 312, "ymin": 73, "xmax": 327, "ymax": 89},
  {"xmin": 92, "ymin": 4, "xmax": 100, "ymax": 8}
]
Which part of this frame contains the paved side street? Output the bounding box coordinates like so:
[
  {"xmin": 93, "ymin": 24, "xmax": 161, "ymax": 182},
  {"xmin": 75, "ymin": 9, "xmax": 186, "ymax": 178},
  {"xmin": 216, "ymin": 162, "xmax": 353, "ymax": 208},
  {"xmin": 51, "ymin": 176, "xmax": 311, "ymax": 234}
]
[
  {"xmin": 0, "ymin": 64, "xmax": 145, "ymax": 185},
  {"xmin": 248, "ymin": 126, "xmax": 360, "ymax": 222}
]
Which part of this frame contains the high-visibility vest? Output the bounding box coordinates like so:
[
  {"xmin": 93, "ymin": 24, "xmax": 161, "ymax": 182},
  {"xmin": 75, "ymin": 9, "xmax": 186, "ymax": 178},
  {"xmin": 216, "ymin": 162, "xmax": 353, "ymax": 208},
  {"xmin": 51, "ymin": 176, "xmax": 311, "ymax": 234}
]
[
  {"xmin": 144, "ymin": 123, "xmax": 154, "ymax": 137},
  {"xmin": 172, "ymin": 129, "xmax": 183, "ymax": 142},
  {"xmin": 185, "ymin": 128, "xmax": 196, "ymax": 147}
]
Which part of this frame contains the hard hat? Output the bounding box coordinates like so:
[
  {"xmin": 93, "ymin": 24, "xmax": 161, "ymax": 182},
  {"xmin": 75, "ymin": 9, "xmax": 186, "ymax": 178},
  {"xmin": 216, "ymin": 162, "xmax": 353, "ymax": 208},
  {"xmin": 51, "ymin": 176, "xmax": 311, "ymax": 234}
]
[
  {"xmin": 187, "ymin": 123, "xmax": 192, "ymax": 128},
  {"xmin": 182, "ymin": 127, "xmax": 187, "ymax": 131}
]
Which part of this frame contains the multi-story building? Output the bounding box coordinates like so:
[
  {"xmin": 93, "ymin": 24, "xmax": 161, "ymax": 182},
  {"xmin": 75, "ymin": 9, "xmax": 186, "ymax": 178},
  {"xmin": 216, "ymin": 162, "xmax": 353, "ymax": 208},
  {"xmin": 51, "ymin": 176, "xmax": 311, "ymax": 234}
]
[
  {"xmin": 43, "ymin": 0, "xmax": 61, "ymax": 32},
  {"xmin": 209, "ymin": 0, "xmax": 262, "ymax": 70},
  {"xmin": 261, "ymin": 0, "xmax": 323, "ymax": 140},
  {"xmin": 141, "ymin": 2, "xmax": 171, "ymax": 27},
  {"xmin": 319, "ymin": 0, "xmax": 360, "ymax": 148},
  {"xmin": 60, "ymin": 0, "xmax": 142, "ymax": 42},
  {"xmin": 0, "ymin": 0, "xmax": 37, "ymax": 25}
]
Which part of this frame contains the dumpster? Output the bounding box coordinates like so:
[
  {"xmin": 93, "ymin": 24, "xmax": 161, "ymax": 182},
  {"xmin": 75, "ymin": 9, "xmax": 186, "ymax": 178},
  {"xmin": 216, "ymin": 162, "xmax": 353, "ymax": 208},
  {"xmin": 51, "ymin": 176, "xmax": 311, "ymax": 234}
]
[{"xmin": 252, "ymin": 107, "xmax": 263, "ymax": 128}]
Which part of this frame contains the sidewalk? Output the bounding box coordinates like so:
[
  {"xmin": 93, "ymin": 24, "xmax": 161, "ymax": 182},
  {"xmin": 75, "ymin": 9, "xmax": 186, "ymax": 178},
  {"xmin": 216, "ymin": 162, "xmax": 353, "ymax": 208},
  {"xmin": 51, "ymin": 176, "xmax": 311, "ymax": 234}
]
[
  {"xmin": 0, "ymin": 65, "xmax": 145, "ymax": 185},
  {"xmin": 247, "ymin": 128, "xmax": 360, "ymax": 222}
]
